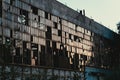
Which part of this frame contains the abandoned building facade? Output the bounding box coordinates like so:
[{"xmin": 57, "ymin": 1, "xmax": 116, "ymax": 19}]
[{"xmin": 0, "ymin": 0, "xmax": 120, "ymax": 80}]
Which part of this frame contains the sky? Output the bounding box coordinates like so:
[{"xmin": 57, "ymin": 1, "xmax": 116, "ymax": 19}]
[{"xmin": 57, "ymin": 0, "xmax": 120, "ymax": 32}]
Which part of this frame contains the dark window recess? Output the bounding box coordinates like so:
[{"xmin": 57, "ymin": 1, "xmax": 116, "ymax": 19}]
[
  {"xmin": 23, "ymin": 49, "xmax": 31, "ymax": 65},
  {"xmin": 11, "ymin": 39, "xmax": 15, "ymax": 47},
  {"xmin": 53, "ymin": 22, "xmax": 58, "ymax": 29},
  {"xmin": 52, "ymin": 41, "xmax": 56, "ymax": 50},
  {"xmin": 0, "ymin": 1, "xmax": 2, "ymax": 17},
  {"xmin": 46, "ymin": 40, "xmax": 50, "ymax": 48},
  {"xmin": 23, "ymin": 42, "xmax": 31, "ymax": 65},
  {"xmin": 34, "ymin": 18, "xmax": 36, "ymax": 21},
  {"xmin": 31, "ymin": 35, "xmax": 33, "ymax": 42},
  {"xmin": 10, "ymin": 30, "xmax": 13, "ymax": 38},
  {"xmin": 4, "ymin": 46, "xmax": 12, "ymax": 63},
  {"xmin": 31, "ymin": 6, "xmax": 38, "ymax": 15},
  {"xmin": 0, "ymin": 36, "xmax": 2, "ymax": 44},
  {"xmin": 53, "ymin": 49, "xmax": 59, "ymax": 67},
  {"xmin": 23, "ymin": 41, "xmax": 27, "ymax": 48},
  {"xmin": 59, "ymin": 45, "xmax": 66, "ymax": 56},
  {"xmin": 74, "ymin": 35, "xmax": 78, "ymax": 41},
  {"xmin": 59, "ymin": 17, "xmax": 62, "ymax": 24},
  {"xmin": 45, "ymin": 12, "xmax": 51, "ymax": 20},
  {"xmin": 0, "ymin": 45, "xmax": 2, "ymax": 61},
  {"xmin": 91, "ymin": 57, "xmax": 94, "ymax": 62},
  {"xmin": 59, "ymin": 49, "xmax": 64, "ymax": 57},
  {"xmin": 64, "ymin": 48, "xmax": 68, "ymax": 57},
  {"xmin": 5, "ymin": 37, "xmax": 11, "ymax": 46},
  {"xmin": 20, "ymin": 9, "xmax": 28, "ymax": 25},
  {"xmin": 78, "ymin": 38, "xmax": 81, "ymax": 42},
  {"xmin": 20, "ymin": 9, "xmax": 28, "ymax": 19},
  {"xmin": 80, "ymin": 54, "xmax": 87, "ymax": 61},
  {"xmin": 41, "ymin": 45, "xmax": 45, "ymax": 54},
  {"xmin": 10, "ymin": 0, "xmax": 15, "ymax": 5},
  {"xmin": 31, "ymin": 43, "xmax": 38, "ymax": 52},
  {"xmin": 58, "ymin": 30, "xmax": 62, "ymax": 36},
  {"xmin": 46, "ymin": 40, "xmax": 52, "ymax": 54},
  {"xmin": 40, "ymin": 45, "xmax": 45, "ymax": 66},
  {"xmin": 75, "ymin": 25, "xmax": 77, "ymax": 32},
  {"xmin": 0, "ymin": 0, "xmax": 2, "ymax": 5},
  {"xmin": 46, "ymin": 26, "xmax": 51, "ymax": 39},
  {"xmin": 47, "ymin": 13, "xmax": 51, "ymax": 20},
  {"xmin": 32, "ymin": 43, "xmax": 38, "ymax": 65},
  {"xmin": 38, "ymin": 16, "xmax": 40, "ymax": 22},
  {"xmin": 69, "ymin": 34, "xmax": 72, "ymax": 39},
  {"xmin": 73, "ymin": 53, "xmax": 79, "ymax": 69},
  {"xmin": 45, "ymin": 12, "xmax": 49, "ymax": 19},
  {"xmin": 14, "ymin": 47, "xmax": 22, "ymax": 64},
  {"xmin": 91, "ymin": 46, "xmax": 94, "ymax": 51}
]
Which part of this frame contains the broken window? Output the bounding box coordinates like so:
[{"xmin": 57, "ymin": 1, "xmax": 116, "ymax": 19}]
[
  {"xmin": 40, "ymin": 45, "xmax": 45, "ymax": 66},
  {"xmin": 46, "ymin": 26, "xmax": 51, "ymax": 39},
  {"xmin": 10, "ymin": 30, "xmax": 14, "ymax": 39},
  {"xmin": 46, "ymin": 40, "xmax": 52, "ymax": 55},
  {"xmin": 14, "ymin": 47, "xmax": 22, "ymax": 64},
  {"xmin": 23, "ymin": 41, "xmax": 31, "ymax": 65},
  {"xmin": 31, "ymin": 43, "xmax": 38, "ymax": 65},
  {"xmin": 59, "ymin": 17, "xmax": 62, "ymax": 24},
  {"xmin": 38, "ymin": 16, "xmax": 40, "ymax": 22},
  {"xmin": 45, "ymin": 12, "xmax": 51, "ymax": 20},
  {"xmin": 18, "ymin": 9, "xmax": 28, "ymax": 25},
  {"xmin": 52, "ymin": 41, "xmax": 56, "ymax": 50},
  {"xmin": 23, "ymin": 48, "xmax": 31, "ymax": 65},
  {"xmin": 4, "ymin": 37, "xmax": 12, "ymax": 63},
  {"xmin": 53, "ymin": 22, "xmax": 58, "ymax": 29},
  {"xmin": 74, "ymin": 35, "xmax": 78, "ymax": 41},
  {"xmin": 69, "ymin": 34, "xmax": 72, "ymax": 39},
  {"xmin": 73, "ymin": 53, "xmax": 79, "ymax": 69},
  {"xmin": 31, "ymin": 6, "xmax": 38, "ymax": 15},
  {"xmin": 0, "ymin": 1, "xmax": 2, "ymax": 17},
  {"xmin": 58, "ymin": 30, "xmax": 62, "ymax": 36},
  {"xmin": 45, "ymin": 12, "xmax": 49, "ymax": 19},
  {"xmin": 31, "ymin": 35, "xmax": 33, "ymax": 42},
  {"xmin": 10, "ymin": 0, "xmax": 15, "ymax": 5},
  {"xmin": 75, "ymin": 25, "xmax": 78, "ymax": 32},
  {"xmin": 80, "ymin": 54, "xmax": 87, "ymax": 61}
]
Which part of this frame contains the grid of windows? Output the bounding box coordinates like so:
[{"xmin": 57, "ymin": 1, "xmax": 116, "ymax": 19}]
[{"xmin": 0, "ymin": 0, "xmax": 114, "ymax": 71}]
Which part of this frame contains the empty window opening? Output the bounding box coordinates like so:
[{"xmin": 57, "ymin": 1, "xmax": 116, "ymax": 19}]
[
  {"xmin": 69, "ymin": 34, "xmax": 72, "ymax": 39},
  {"xmin": 74, "ymin": 35, "xmax": 78, "ymax": 41},
  {"xmin": 19, "ymin": 9, "xmax": 28, "ymax": 25},
  {"xmin": 53, "ymin": 22, "xmax": 58, "ymax": 29},
  {"xmin": 14, "ymin": 47, "xmax": 22, "ymax": 64},
  {"xmin": 31, "ymin": 35, "xmax": 33, "ymax": 42},
  {"xmin": 0, "ymin": 1, "xmax": 2, "ymax": 17},
  {"xmin": 45, "ymin": 12, "xmax": 49, "ymax": 19},
  {"xmin": 45, "ymin": 12, "xmax": 51, "ymax": 20},
  {"xmin": 31, "ymin": 6, "xmax": 38, "ymax": 15},
  {"xmin": 10, "ymin": 0, "xmax": 15, "ymax": 5},
  {"xmin": 59, "ymin": 17, "xmax": 62, "ymax": 24},
  {"xmin": 38, "ymin": 16, "xmax": 40, "ymax": 22},
  {"xmin": 75, "ymin": 25, "xmax": 78, "ymax": 32},
  {"xmin": 58, "ymin": 30, "xmax": 62, "ymax": 36},
  {"xmin": 52, "ymin": 41, "xmax": 56, "ymax": 50},
  {"xmin": 46, "ymin": 26, "xmax": 51, "ymax": 39}
]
